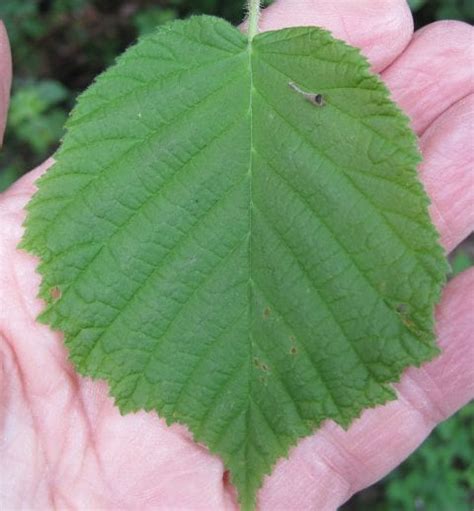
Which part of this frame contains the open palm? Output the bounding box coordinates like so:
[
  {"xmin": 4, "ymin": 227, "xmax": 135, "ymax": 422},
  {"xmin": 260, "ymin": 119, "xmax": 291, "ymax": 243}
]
[{"xmin": 1, "ymin": 1, "xmax": 473, "ymax": 509}]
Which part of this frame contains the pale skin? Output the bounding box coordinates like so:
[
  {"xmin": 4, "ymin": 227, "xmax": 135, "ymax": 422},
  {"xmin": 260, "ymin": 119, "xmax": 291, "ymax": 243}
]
[{"xmin": 0, "ymin": 0, "xmax": 473, "ymax": 509}]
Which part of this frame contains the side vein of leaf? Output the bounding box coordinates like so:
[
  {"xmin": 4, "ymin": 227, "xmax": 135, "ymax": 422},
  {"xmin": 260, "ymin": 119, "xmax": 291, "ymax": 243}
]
[
  {"xmin": 258, "ymin": 56, "xmax": 414, "ymax": 158},
  {"xmin": 252, "ymin": 201, "xmax": 383, "ymax": 388},
  {"xmin": 131, "ymin": 236, "xmax": 248, "ymax": 386},
  {"xmin": 251, "ymin": 279, "xmax": 345, "ymax": 417},
  {"xmin": 257, "ymin": 48, "xmax": 364, "ymax": 69},
  {"xmin": 170, "ymin": 306, "xmax": 248, "ymax": 415},
  {"xmin": 253, "ymin": 86, "xmax": 438, "ymax": 285},
  {"xmin": 253, "ymin": 137, "xmax": 432, "ymax": 337},
  {"xmin": 69, "ymin": 53, "xmax": 241, "ymax": 129},
  {"xmin": 196, "ymin": 357, "xmax": 249, "ymax": 442},
  {"xmin": 29, "ymin": 68, "xmax": 244, "ymax": 247},
  {"xmin": 253, "ymin": 143, "xmax": 431, "ymax": 349},
  {"xmin": 46, "ymin": 106, "xmax": 248, "ymax": 310},
  {"xmin": 249, "ymin": 395, "xmax": 287, "ymax": 452},
  {"xmin": 77, "ymin": 181, "xmax": 249, "ymax": 368},
  {"xmin": 169, "ymin": 22, "xmax": 243, "ymax": 54}
]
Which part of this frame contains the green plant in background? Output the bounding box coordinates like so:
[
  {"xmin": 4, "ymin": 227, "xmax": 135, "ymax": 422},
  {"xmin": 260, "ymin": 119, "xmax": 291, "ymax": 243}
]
[
  {"xmin": 9, "ymin": 79, "xmax": 68, "ymax": 155},
  {"xmin": 409, "ymin": 0, "xmax": 474, "ymax": 23},
  {"xmin": 451, "ymin": 249, "xmax": 473, "ymax": 275},
  {"xmin": 383, "ymin": 403, "xmax": 474, "ymax": 511},
  {"xmin": 0, "ymin": 78, "xmax": 69, "ymax": 191},
  {"xmin": 133, "ymin": 7, "xmax": 178, "ymax": 35}
]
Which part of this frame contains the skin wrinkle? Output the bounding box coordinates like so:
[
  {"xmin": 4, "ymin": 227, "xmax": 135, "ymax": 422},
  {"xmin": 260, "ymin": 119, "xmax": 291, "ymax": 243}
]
[
  {"xmin": 401, "ymin": 369, "xmax": 449, "ymax": 423},
  {"xmin": 4, "ymin": 224, "xmax": 108, "ymax": 508},
  {"xmin": 305, "ymin": 454, "xmax": 351, "ymax": 507},
  {"xmin": 0, "ymin": 333, "xmax": 15, "ymax": 432},
  {"xmin": 316, "ymin": 428, "xmax": 372, "ymax": 490},
  {"xmin": 0, "ymin": 332, "xmax": 54, "ymax": 509},
  {"xmin": 74, "ymin": 382, "xmax": 106, "ymax": 480},
  {"xmin": 0, "ymin": 2, "xmax": 473, "ymax": 509},
  {"xmin": 333, "ymin": 4, "xmax": 352, "ymax": 45},
  {"xmin": 394, "ymin": 375, "xmax": 440, "ymax": 429}
]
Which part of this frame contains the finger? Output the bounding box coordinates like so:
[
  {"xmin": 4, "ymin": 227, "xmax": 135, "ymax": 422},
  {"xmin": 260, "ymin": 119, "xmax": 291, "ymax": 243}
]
[
  {"xmin": 259, "ymin": 268, "xmax": 474, "ymax": 510},
  {"xmin": 0, "ymin": 21, "xmax": 12, "ymax": 146},
  {"xmin": 419, "ymin": 94, "xmax": 474, "ymax": 253},
  {"xmin": 382, "ymin": 21, "xmax": 474, "ymax": 134},
  {"xmin": 257, "ymin": 0, "xmax": 413, "ymax": 72}
]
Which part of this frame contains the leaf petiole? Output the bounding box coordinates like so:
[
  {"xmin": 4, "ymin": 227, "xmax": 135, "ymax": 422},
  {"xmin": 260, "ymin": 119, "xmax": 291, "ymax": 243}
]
[{"xmin": 247, "ymin": 0, "xmax": 261, "ymax": 41}]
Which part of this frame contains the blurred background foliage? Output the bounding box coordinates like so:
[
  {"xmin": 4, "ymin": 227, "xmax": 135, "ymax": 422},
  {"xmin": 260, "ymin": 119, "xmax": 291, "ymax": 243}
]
[{"xmin": 0, "ymin": 1, "xmax": 472, "ymax": 509}]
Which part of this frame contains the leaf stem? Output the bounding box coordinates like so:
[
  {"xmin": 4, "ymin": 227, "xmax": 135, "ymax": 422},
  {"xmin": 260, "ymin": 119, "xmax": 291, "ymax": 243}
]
[{"xmin": 247, "ymin": 0, "xmax": 261, "ymax": 41}]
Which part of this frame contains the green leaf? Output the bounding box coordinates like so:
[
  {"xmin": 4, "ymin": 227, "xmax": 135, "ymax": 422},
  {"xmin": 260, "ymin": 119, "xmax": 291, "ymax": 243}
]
[{"xmin": 21, "ymin": 16, "xmax": 447, "ymax": 510}]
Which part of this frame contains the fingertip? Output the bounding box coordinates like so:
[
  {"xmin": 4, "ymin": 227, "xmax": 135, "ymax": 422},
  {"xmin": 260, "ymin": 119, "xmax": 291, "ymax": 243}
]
[
  {"xmin": 0, "ymin": 20, "xmax": 12, "ymax": 146},
  {"xmin": 412, "ymin": 19, "xmax": 474, "ymax": 43},
  {"xmin": 259, "ymin": 0, "xmax": 413, "ymax": 71}
]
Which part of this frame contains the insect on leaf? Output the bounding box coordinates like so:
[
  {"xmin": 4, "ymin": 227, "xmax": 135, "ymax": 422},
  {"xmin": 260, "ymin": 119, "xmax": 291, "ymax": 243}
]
[{"xmin": 21, "ymin": 15, "xmax": 447, "ymax": 510}]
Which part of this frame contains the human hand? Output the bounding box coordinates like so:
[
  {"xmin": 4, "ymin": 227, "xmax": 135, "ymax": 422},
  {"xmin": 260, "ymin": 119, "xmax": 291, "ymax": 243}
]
[{"xmin": 1, "ymin": 1, "xmax": 473, "ymax": 509}]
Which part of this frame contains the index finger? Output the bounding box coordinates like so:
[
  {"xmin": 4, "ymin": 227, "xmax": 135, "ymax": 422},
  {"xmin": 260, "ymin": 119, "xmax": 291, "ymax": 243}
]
[{"xmin": 258, "ymin": 0, "xmax": 414, "ymax": 72}]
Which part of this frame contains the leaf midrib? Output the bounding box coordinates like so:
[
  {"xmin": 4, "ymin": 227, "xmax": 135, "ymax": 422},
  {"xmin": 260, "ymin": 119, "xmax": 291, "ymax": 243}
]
[{"xmin": 245, "ymin": 37, "xmax": 256, "ymax": 503}]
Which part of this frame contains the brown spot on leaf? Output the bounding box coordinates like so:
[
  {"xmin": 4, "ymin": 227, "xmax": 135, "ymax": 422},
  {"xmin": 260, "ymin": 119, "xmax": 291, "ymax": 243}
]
[
  {"xmin": 263, "ymin": 307, "xmax": 271, "ymax": 319},
  {"xmin": 50, "ymin": 287, "xmax": 61, "ymax": 300},
  {"xmin": 290, "ymin": 347, "xmax": 297, "ymax": 355}
]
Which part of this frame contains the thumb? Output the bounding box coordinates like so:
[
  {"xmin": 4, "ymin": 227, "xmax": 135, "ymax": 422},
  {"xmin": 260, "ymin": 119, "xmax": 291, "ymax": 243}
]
[{"xmin": 0, "ymin": 20, "xmax": 12, "ymax": 146}]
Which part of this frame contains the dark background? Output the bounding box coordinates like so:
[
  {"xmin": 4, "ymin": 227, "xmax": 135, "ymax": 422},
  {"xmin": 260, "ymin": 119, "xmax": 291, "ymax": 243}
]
[{"xmin": 0, "ymin": 1, "xmax": 473, "ymax": 509}]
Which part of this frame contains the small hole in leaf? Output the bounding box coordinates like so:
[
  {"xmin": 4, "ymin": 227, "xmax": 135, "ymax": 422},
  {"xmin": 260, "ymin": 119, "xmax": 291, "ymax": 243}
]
[{"xmin": 313, "ymin": 94, "xmax": 324, "ymax": 106}]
